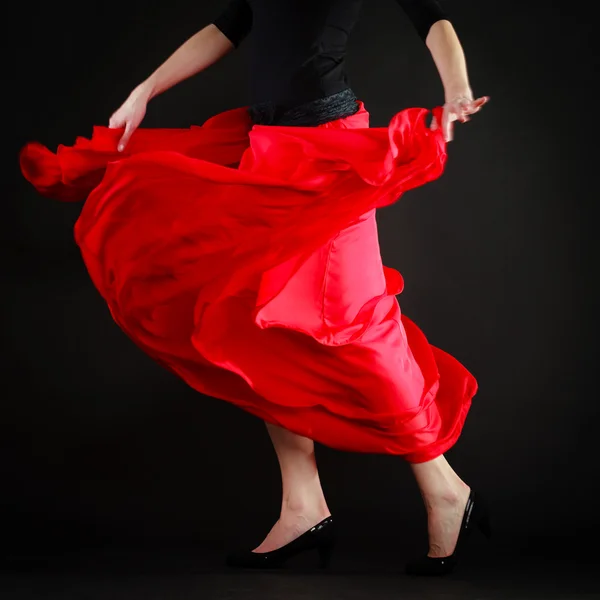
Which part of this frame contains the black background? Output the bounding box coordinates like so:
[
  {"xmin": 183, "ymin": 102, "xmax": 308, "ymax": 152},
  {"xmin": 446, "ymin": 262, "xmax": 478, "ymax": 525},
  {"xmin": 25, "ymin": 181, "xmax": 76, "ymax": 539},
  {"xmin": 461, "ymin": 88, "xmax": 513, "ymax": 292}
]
[{"xmin": 3, "ymin": 0, "xmax": 597, "ymax": 565}]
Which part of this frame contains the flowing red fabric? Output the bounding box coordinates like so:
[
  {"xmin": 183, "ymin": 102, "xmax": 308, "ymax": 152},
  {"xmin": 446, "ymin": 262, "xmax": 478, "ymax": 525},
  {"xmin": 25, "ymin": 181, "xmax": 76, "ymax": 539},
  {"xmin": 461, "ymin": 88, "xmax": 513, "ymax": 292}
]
[{"xmin": 19, "ymin": 101, "xmax": 477, "ymax": 462}]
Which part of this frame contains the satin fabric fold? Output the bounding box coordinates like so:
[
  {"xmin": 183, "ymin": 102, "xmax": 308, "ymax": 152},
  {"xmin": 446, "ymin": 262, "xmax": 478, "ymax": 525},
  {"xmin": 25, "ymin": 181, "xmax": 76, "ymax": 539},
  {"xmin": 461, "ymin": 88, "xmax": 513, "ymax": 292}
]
[{"xmin": 19, "ymin": 102, "xmax": 477, "ymax": 461}]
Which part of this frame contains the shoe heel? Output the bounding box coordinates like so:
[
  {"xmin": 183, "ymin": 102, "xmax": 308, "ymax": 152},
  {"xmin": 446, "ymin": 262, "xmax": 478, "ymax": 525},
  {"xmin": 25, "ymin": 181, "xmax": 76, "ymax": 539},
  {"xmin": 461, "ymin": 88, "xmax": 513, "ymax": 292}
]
[{"xmin": 317, "ymin": 541, "xmax": 335, "ymax": 569}]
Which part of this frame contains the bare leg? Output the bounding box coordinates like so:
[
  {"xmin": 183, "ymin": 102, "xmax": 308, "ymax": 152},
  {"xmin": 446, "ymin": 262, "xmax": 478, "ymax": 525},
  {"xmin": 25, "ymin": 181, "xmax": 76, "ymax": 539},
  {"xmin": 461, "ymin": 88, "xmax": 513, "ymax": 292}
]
[
  {"xmin": 410, "ymin": 455, "xmax": 471, "ymax": 558},
  {"xmin": 253, "ymin": 423, "xmax": 331, "ymax": 553}
]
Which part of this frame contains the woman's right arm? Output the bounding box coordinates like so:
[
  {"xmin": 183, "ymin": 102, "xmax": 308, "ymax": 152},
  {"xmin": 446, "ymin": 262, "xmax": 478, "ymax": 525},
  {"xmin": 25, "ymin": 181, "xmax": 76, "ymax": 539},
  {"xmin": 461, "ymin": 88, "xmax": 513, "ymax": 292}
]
[
  {"xmin": 110, "ymin": 0, "xmax": 253, "ymax": 150},
  {"xmin": 138, "ymin": 25, "xmax": 238, "ymax": 102}
]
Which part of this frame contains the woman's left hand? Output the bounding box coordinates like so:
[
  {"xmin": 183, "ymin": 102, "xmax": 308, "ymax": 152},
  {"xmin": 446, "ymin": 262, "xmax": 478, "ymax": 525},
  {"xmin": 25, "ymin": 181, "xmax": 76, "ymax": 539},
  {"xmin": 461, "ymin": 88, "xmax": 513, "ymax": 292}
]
[{"xmin": 431, "ymin": 94, "xmax": 490, "ymax": 142}]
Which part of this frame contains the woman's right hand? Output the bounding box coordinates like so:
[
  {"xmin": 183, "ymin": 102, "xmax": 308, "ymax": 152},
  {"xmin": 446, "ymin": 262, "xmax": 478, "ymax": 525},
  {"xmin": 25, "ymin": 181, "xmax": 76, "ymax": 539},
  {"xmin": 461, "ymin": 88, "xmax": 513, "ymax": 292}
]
[{"xmin": 108, "ymin": 84, "xmax": 151, "ymax": 152}]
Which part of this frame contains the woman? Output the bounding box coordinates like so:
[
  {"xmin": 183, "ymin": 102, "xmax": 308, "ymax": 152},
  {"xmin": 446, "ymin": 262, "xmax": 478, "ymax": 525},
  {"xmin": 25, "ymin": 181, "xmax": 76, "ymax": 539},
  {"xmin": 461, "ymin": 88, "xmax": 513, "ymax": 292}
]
[{"xmin": 20, "ymin": 0, "xmax": 490, "ymax": 576}]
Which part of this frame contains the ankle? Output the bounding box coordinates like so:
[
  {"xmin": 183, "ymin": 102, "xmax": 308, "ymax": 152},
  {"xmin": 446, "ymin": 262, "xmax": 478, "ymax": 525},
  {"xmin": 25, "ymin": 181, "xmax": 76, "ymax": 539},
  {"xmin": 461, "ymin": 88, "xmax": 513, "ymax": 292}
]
[
  {"xmin": 422, "ymin": 482, "xmax": 470, "ymax": 512},
  {"xmin": 281, "ymin": 495, "xmax": 330, "ymax": 519}
]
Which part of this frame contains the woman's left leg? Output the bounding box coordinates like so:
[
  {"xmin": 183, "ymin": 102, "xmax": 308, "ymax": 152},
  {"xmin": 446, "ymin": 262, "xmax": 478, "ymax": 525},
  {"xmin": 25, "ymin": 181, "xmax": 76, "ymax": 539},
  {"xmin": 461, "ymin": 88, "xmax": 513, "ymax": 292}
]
[
  {"xmin": 409, "ymin": 454, "xmax": 471, "ymax": 557},
  {"xmin": 253, "ymin": 422, "xmax": 331, "ymax": 553}
]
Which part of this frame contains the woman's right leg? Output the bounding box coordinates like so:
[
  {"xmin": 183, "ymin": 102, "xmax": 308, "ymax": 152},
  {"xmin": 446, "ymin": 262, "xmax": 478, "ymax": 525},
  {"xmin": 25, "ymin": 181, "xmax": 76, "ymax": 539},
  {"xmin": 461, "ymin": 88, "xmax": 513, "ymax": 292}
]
[{"xmin": 253, "ymin": 422, "xmax": 331, "ymax": 553}]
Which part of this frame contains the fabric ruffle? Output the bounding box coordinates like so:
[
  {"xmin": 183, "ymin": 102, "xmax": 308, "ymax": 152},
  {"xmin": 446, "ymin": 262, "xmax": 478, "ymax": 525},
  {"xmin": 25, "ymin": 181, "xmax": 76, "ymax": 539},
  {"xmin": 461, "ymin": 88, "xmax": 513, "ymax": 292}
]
[{"xmin": 19, "ymin": 102, "xmax": 477, "ymax": 461}]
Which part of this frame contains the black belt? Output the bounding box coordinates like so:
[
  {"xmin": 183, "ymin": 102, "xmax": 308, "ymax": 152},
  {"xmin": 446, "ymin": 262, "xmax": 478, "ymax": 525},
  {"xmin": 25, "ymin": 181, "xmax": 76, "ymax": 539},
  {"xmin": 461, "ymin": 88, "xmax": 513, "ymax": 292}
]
[{"xmin": 248, "ymin": 88, "xmax": 360, "ymax": 127}]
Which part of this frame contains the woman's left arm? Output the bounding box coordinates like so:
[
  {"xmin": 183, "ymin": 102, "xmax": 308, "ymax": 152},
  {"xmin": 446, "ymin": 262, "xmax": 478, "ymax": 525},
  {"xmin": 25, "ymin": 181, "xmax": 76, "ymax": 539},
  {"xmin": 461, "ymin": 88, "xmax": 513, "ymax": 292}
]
[
  {"xmin": 425, "ymin": 19, "xmax": 489, "ymax": 141},
  {"xmin": 394, "ymin": 0, "xmax": 489, "ymax": 141}
]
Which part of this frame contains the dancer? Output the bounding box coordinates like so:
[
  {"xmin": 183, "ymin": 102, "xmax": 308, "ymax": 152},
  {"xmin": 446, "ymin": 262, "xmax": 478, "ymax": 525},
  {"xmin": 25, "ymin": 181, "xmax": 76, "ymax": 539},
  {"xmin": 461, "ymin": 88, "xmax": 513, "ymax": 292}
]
[{"xmin": 20, "ymin": 0, "xmax": 490, "ymax": 576}]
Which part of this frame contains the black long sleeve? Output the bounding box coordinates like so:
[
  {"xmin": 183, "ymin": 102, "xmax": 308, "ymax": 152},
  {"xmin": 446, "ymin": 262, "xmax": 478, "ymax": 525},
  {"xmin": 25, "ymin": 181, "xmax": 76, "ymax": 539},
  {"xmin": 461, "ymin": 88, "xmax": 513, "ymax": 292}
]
[
  {"xmin": 394, "ymin": 0, "xmax": 450, "ymax": 41},
  {"xmin": 210, "ymin": 0, "xmax": 452, "ymax": 106},
  {"xmin": 212, "ymin": 0, "xmax": 253, "ymax": 47},
  {"xmin": 213, "ymin": 1, "xmax": 448, "ymax": 48}
]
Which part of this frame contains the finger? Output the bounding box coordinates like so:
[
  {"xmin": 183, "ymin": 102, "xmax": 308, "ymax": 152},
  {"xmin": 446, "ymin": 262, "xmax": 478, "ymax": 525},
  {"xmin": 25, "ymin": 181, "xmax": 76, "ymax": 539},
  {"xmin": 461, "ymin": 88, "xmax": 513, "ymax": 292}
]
[
  {"xmin": 430, "ymin": 115, "xmax": 438, "ymax": 130},
  {"xmin": 446, "ymin": 101, "xmax": 466, "ymax": 122},
  {"xmin": 450, "ymin": 103, "xmax": 467, "ymax": 123},
  {"xmin": 460, "ymin": 98, "xmax": 474, "ymax": 118},
  {"xmin": 461, "ymin": 100, "xmax": 480, "ymax": 114},
  {"xmin": 462, "ymin": 103, "xmax": 473, "ymax": 121},
  {"xmin": 442, "ymin": 108, "xmax": 452, "ymax": 142},
  {"xmin": 118, "ymin": 122, "xmax": 134, "ymax": 152},
  {"xmin": 109, "ymin": 114, "xmax": 124, "ymax": 129},
  {"xmin": 118, "ymin": 133, "xmax": 130, "ymax": 152},
  {"xmin": 472, "ymin": 96, "xmax": 489, "ymax": 109},
  {"xmin": 463, "ymin": 96, "xmax": 489, "ymax": 117}
]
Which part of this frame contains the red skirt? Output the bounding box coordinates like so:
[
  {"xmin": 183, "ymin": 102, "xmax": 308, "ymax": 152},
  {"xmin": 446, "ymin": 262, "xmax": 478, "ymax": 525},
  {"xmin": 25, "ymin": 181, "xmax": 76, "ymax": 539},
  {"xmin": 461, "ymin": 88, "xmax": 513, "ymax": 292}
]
[{"xmin": 19, "ymin": 101, "xmax": 477, "ymax": 462}]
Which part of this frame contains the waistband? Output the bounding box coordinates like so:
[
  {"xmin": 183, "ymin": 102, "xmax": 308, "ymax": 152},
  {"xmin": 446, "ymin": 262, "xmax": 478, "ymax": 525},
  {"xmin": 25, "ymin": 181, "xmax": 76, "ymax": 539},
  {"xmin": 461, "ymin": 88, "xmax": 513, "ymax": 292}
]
[{"xmin": 248, "ymin": 88, "xmax": 360, "ymax": 127}]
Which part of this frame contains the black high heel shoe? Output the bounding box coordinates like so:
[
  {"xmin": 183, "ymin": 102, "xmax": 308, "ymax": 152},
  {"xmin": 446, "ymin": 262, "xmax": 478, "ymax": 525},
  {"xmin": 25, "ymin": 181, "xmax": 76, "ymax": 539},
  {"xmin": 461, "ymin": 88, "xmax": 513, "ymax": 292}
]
[
  {"xmin": 406, "ymin": 490, "xmax": 492, "ymax": 577},
  {"xmin": 226, "ymin": 516, "xmax": 335, "ymax": 569}
]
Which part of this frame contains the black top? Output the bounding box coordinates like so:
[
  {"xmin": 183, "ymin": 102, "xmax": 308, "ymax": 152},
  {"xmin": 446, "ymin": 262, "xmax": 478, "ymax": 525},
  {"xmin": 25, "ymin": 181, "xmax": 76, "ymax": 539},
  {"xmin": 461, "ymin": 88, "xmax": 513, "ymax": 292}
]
[{"xmin": 213, "ymin": 0, "xmax": 449, "ymax": 107}]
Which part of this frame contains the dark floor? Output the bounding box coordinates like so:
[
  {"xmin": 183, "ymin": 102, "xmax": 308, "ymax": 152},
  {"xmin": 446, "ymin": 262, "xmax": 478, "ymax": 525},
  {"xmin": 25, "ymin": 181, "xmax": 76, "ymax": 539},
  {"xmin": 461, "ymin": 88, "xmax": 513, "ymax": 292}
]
[{"xmin": 2, "ymin": 545, "xmax": 598, "ymax": 600}]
